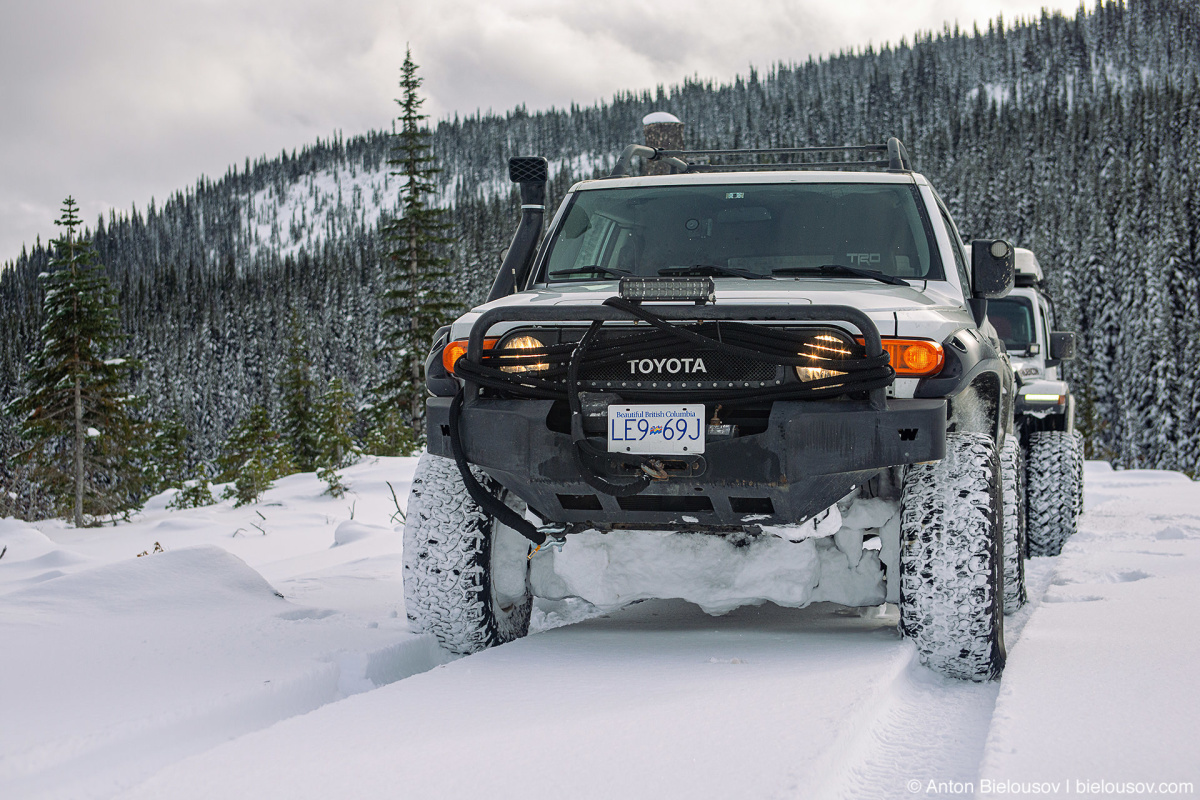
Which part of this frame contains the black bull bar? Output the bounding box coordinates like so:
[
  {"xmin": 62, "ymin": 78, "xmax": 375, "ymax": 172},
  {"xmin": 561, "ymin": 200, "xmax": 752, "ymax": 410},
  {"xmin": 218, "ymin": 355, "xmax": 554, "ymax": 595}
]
[{"xmin": 426, "ymin": 303, "xmax": 946, "ymax": 530}]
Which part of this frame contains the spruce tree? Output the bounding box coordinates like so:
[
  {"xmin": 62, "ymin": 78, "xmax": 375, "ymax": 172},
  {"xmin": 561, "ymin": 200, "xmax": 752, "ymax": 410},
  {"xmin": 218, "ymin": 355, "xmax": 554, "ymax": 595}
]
[
  {"xmin": 314, "ymin": 378, "xmax": 358, "ymax": 496},
  {"xmin": 279, "ymin": 313, "xmax": 318, "ymax": 470},
  {"xmin": 145, "ymin": 415, "xmax": 190, "ymax": 494},
  {"xmin": 216, "ymin": 405, "xmax": 294, "ymax": 506},
  {"xmin": 8, "ymin": 198, "xmax": 139, "ymax": 526},
  {"xmin": 375, "ymin": 47, "xmax": 458, "ymax": 441},
  {"xmin": 362, "ymin": 411, "xmax": 419, "ymax": 457},
  {"xmin": 168, "ymin": 467, "xmax": 216, "ymax": 510}
]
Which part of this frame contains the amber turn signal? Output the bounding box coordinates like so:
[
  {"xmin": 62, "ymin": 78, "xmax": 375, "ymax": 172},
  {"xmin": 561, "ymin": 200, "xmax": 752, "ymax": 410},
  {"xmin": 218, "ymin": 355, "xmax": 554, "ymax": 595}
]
[
  {"xmin": 857, "ymin": 337, "xmax": 945, "ymax": 377},
  {"xmin": 442, "ymin": 338, "xmax": 498, "ymax": 374}
]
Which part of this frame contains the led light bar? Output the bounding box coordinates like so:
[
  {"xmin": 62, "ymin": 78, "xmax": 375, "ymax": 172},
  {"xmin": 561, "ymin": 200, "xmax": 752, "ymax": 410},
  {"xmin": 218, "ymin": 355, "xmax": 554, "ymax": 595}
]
[
  {"xmin": 618, "ymin": 277, "xmax": 715, "ymax": 305},
  {"xmin": 1023, "ymin": 393, "xmax": 1066, "ymax": 404}
]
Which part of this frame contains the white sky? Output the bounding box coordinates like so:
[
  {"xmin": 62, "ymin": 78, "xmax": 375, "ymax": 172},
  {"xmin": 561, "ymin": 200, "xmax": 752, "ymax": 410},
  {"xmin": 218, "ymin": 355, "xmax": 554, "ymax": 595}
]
[{"xmin": 0, "ymin": 0, "xmax": 1082, "ymax": 262}]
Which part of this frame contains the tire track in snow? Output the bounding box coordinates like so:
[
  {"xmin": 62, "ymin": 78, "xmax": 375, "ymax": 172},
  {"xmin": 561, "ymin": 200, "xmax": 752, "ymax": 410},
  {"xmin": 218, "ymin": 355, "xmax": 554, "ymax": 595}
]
[{"xmin": 818, "ymin": 560, "xmax": 1058, "ymax": 799}]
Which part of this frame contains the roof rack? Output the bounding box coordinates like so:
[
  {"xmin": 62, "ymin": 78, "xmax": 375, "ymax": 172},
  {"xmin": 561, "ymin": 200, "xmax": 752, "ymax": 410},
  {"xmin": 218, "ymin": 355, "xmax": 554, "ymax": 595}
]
[{"xmin": 608, "ymin": 137, "xmax": 912, "ymax": 178}]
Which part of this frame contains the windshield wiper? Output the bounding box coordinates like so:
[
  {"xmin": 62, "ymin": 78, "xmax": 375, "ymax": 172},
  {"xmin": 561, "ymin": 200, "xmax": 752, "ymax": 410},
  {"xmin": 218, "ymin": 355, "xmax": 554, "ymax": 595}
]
[
  {"xmin": 547, "ymin": 265, "xmax": 631, "ymax": 280},
  {"xmin": 771, "ymin": 264, "xmax": 911, "ymax": 286},
  {"xmin": 658, "ymin": 264, "xmax": 770, "ymax": 280}
]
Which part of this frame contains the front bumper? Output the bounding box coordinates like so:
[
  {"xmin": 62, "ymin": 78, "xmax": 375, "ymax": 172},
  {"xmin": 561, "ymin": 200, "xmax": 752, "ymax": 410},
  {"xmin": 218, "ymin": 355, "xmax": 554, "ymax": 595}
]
[{"xmin": 427, "ymin": 396, "xmax": 946, "ymax": 528}]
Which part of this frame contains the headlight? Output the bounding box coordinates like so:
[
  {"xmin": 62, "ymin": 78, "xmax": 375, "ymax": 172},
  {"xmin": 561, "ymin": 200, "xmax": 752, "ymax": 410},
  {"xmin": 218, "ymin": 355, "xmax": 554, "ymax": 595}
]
[
  {"xmin": 795, "ymin": 333, "xmax": 851, "ymax": 383},
  {"xmin": 498, "ymin": 334, "xmax": 550, "ymax": 374},
  {"xmin": 795, "ymin": 334, "xmax": 945, "ymax": 381}
]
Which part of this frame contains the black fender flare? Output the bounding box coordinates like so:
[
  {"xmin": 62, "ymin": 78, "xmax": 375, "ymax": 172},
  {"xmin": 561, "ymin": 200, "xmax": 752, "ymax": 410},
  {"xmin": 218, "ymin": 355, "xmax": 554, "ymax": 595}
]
[{"xmin": 915, "ymin": 328, "xmax": 1014, "ymax": 443}]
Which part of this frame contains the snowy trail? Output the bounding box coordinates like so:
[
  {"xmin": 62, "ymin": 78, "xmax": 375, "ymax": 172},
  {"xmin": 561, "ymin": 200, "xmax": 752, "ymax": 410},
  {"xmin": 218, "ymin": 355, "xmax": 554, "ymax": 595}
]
[
  {"xmin": 113, "ymin": 574, "xmax": 1060, "ymax": 800},
  {"xmin": 826, "ymin": 561, "xmax": 1056, "ymax": 800},
  {"xmin": 4, "ymin": 459, "xmax": 1199, "ymax": 799},
  {"xmin": 115, "ymin": 597, "xmax": 1014, "ymax": 800}
]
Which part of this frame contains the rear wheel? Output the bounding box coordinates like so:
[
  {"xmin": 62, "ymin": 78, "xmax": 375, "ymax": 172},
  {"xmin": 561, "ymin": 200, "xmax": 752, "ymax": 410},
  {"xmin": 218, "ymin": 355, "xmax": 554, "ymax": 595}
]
[
  {"xmin": 403, "ymin": 453, "xmax": 532, "ymax": 654},
  {"xmin": 1000, "ymin": 435, "xmax": 1027, "ymax": 613},
  {"xmin": 1026, "ymin": 431, "xmax": 1084, "ymax": 557},
  {"xmin": 900, "ymin": 432, "xmax": 1006, "ymax": 681}
]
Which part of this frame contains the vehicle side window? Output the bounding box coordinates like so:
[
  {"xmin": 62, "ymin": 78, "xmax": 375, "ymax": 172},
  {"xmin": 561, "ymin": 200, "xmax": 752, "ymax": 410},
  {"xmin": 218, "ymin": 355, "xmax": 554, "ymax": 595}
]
[{"xmin": 937, "ymin": 206, "xmax": 972, "ymax": 298}]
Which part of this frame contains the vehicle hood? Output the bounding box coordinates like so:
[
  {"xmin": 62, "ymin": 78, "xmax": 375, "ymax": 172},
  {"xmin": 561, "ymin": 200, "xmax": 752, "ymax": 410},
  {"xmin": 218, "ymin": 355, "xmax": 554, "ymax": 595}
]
[{"xmin": 449, "ymin": 278, "xmax": 969, "ymax": 341}]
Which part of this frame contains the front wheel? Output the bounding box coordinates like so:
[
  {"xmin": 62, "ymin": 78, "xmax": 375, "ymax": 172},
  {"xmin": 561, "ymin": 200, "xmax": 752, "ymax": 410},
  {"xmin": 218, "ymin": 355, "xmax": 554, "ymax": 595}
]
[
  {"xmin": 900, "ymin": 432, "xmax": 1006, "ymax": 681},
  {"xmin": 402, "ymin": 453, "xmax": 532, "ymax": 655}
]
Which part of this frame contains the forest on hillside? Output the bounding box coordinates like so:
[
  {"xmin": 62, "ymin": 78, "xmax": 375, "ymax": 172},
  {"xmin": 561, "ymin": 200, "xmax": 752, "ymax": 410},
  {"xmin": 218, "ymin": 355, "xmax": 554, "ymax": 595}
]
[{"xmin": 2, "ymin": 0, "xmax": 1198, "ymax": 519}]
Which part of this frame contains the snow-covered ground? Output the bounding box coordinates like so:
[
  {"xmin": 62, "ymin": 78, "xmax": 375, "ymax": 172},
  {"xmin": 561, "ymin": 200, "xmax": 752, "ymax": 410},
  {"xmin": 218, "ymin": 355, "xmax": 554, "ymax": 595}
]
[{"xmin": 1, "ymin": 460, "xmax": 1197, "ymax": 799}]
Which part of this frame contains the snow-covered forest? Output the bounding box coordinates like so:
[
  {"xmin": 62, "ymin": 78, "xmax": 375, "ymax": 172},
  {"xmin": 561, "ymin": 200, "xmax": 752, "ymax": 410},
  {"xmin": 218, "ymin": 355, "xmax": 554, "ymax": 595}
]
[{"xmin": 2, "ymin": 0, "xmax": 1198, "ymax": 507}]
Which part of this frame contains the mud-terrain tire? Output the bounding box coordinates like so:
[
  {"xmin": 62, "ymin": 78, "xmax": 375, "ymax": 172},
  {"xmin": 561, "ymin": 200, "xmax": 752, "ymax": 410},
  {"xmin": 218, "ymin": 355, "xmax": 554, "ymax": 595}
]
[
  {"xmin": 403, "ymin": 453, "xmax": 532, "ymax": 654},
  {"xmin": 1000, "ymin": 435, "xmax": 1027, "ymax": 613},
  {"xmin": 900, "ymin": 432, "xmax": 1006, "ymax": 681},
  {"xmin": 1026, "ymin": 431, "xmax": 1084, "ymax": 557}
]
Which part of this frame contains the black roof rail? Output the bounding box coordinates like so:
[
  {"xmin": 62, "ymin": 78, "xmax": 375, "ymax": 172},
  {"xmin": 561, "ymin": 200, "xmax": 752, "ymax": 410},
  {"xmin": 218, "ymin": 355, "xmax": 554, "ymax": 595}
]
[{"xmin": 608, "ymin": 137, "xmax": 912, "ymax": 177}]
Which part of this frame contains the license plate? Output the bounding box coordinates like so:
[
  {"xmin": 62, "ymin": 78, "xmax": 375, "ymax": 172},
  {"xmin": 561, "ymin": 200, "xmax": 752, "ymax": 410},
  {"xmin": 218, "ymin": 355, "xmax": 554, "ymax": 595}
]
[{"xmin": 607, "ymin": 405, "xmax": 705, "ymax": 454}]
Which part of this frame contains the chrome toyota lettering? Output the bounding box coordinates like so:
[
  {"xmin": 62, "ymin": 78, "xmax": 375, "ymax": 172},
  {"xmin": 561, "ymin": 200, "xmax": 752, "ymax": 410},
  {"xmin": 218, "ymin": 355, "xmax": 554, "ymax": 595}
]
[{"xmin": 627, "ymin": 357, "xmax": 708, "ymax": 375}]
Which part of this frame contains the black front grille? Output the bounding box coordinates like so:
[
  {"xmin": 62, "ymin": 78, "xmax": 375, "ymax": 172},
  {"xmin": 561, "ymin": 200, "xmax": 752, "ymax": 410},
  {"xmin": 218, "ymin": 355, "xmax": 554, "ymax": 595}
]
[
  {"xmin": 578, "ymin": 327, "xmax": 779, "ymax": 389},
  {"xmin": 475, "ymin": 322, "xmax": 878, "ymax": 402}
]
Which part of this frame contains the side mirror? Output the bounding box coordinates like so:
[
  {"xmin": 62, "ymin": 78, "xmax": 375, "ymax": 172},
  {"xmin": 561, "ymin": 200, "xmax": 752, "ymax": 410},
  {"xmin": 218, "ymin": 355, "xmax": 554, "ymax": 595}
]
[
  {"xmin": 970, "ymin": 239, "xmax": 1015, "ymax": 299},
  {"xmin": 1049, "ymin": 331, "xmax": 1076, "ymax": 361}
]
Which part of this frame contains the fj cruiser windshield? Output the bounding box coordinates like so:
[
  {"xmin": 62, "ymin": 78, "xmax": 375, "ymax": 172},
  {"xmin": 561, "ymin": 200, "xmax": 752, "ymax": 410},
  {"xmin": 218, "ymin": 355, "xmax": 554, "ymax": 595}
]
[
  {"xmin": 987, "ymin": 297, "xmax": 1036, "ymax": 352},
  {"xmin": 541, "ymin": 183, "xmax": 944, "ymax": 282}
]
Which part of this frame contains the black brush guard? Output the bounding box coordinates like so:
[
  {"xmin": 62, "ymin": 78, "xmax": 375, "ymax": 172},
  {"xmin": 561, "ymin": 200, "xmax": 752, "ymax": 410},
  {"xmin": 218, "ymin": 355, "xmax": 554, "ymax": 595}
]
[{"xmin": 427, "ymin": 303, "xmax": 947, "ymax": 538}]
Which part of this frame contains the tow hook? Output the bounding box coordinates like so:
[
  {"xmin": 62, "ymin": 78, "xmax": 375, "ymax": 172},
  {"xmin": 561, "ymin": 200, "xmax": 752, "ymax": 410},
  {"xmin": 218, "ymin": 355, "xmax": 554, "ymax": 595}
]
[
  {"xmin": 528, "ymin": 530, "xmax": 567, "ymax": 560},
  {"xmin": 640, "ymin": 459, "xmax": 671, "ymax": 480}
]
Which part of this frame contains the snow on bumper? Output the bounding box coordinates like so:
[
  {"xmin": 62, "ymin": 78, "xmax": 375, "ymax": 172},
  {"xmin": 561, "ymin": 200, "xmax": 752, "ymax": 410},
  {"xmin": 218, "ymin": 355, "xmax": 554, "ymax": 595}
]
[{"xmin": 527, "ymin": 500, "xmax": 898, "ymax": 614}]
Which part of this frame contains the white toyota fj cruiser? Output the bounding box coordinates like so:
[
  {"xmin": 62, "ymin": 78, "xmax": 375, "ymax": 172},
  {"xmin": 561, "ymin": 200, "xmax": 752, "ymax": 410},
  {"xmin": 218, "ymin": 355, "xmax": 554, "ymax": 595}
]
[
  {"xmin": 987, "ymin": 248, "xmax": 1084, "ymax": 558},
  {"xmin": 403, "ymin": 135, "xmax": 1079, "ymax": 681}
]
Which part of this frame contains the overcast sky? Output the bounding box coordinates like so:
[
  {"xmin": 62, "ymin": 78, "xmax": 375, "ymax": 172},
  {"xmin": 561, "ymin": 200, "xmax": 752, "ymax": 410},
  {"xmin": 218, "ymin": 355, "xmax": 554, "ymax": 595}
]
[{"xmin": 0, "ymin": 0, "xmax": 1081, "ymax": 262}]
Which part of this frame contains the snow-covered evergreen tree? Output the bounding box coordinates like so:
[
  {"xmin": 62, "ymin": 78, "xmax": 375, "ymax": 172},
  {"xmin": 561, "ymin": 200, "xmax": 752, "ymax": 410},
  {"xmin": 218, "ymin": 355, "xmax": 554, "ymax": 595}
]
[
  {"xmin": 279, "ymin": 313, "xmax": 318, "ymax": 470},
  {"xmin": 168, "ymin": 464, "xmax": 216, "ymax": 510},
  {"xmin": 375, "ymin": 47, "xmax": 458, "ymax": 441},
  {"xmin": 216, "ymin": 405, "xmax": 293, "ymax": 506},
  {"xmin": 362, "ymin": 411, "xmax": 419, "ymax": 458},
  {"xmin": 145, "ymin": 415, "xmax": 190, "ymax": 494},
  {"xmin": 314, "ymin": 377, "xmax": 358, "ymax": 497},
  {"xmin": 7, "ymin": 198, "xmax": 141, "ymax": 525}
]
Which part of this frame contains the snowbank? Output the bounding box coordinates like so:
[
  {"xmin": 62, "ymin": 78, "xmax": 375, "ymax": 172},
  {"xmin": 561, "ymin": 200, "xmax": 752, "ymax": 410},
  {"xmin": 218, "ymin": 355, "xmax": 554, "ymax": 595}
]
[
  {"xmin": 0, "ymin": 458, "xmax": 450, "ymax": 800},
  {"xmin": 978, "ymin": 465, "xmax": 1200, "ymax": 795}
]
